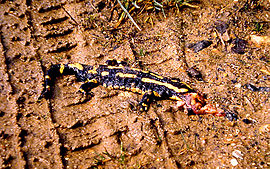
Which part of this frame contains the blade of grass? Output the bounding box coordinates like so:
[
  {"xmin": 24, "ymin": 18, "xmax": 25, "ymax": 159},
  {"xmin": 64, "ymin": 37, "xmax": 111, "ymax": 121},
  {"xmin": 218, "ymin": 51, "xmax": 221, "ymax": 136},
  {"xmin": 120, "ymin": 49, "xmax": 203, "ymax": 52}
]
[
  {"xmin": 117, "ymin": 0, "xmax": 142, "ymax": 31},
  {"xmin": 180, "ymin": 130, "xmax": 190, "ymax": 150},
  {"xmin": 120, "ymin": 140, "xmax": 125, "ymax": 165}
]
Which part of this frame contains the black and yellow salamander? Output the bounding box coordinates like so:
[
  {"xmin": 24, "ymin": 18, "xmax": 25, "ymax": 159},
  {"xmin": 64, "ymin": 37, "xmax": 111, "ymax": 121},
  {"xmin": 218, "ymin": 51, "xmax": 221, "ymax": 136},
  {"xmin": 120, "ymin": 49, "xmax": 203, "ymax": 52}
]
[{"xmin": 39, "ymin": 59, "xmax": 225, "ymax": 116}]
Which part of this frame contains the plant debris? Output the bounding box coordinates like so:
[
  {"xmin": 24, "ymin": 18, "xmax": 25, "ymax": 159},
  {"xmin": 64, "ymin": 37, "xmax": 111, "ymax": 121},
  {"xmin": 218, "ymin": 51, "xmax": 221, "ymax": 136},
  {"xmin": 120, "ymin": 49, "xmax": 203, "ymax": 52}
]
[
  {"xmin": 215, "ymin": 21, "xmax": 228, "ymax": 35},
  {"xmin": 225, "ymin": 110, "xmax": 238, "ymax": 121},
  {"xmin": 242, "ymin": 118, "xmax": 253, "ymax": 124},
  {"xmin": 244, "ymin": 84, "xmax": 270, "ymax": 92},
  {"xmin": 231, "ymin": 38, "xmax": 247, "ymax": 54},
  {"xmin": 115, "ymin": 0, "xmax": 198, "ymax": 29},
  {"xmin": 186, "ymin": 67, "xmax": 203, "ymax": 81},
  {"xmin": 187, "ymin": 40, "xmax": 213, "ymax": 53}
]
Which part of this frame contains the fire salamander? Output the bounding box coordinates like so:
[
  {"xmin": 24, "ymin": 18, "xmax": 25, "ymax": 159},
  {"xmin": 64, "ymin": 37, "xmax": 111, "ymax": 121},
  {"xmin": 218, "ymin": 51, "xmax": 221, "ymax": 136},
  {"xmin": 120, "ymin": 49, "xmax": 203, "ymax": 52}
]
[{"xmin": 39, "ymin": 59, "xmax": 225, "ymax": 116}]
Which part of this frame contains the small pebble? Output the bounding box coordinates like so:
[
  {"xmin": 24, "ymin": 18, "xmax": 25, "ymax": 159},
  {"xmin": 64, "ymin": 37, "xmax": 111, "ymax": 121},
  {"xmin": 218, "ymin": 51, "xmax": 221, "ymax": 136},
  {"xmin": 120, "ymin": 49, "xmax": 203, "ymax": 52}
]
[
  {"xmin": 242, "ymin": 118, "xmax": 252, "ymax": 124},
  {"xmin": 250, "ymin": 35, "xmax": 270, "ymax": 45},
  {"xmin": 201, "ymin": 138, "xmax": 207, "ymax": 145},
  {"xmin": 235, "ymin": 83, "xmax": 241, "ymax": 88},
  {"xmin": 226, "ymin": 121, "xmax": 236, "ymax": 127},
  {"xmin": 259, "ymin": 124, "xmax": 270, "ymax": 134},
  {"xmin": 230, "ymin": 158, "xmax": 238, "ymax": 166},
  {"xmin": 232, "ymin": 150, "xmax": 243, "ymax": 159},
  {"xmin": 187, "ymin": 40, "xmax": 212, "ymax": 53},
  {"xmin": 260, "ymin": 67, "xmax": 270, "ymax": 75}
]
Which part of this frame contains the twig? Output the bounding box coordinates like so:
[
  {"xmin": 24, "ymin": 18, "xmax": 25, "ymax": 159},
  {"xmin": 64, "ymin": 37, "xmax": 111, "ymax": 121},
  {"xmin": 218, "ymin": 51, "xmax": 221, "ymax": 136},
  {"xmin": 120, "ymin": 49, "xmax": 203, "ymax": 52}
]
[
  {"xmin": 117, "ymin": 0, "xmax": 142, "ymax": 31},
  {"xmin": 244, "ymin": 96, "xmax": 255, "ymax": 112},
  {"xmin": 89, "ymin": 1, "xmax": 98, "ymax": 12},
  {"xmin": 182, "ymin": 2, "xmax": 199, "ymax": 8},
  {"xmin": 62, "ymin": 6, "xmax": 79, "ymax": 25},
  {"xmin": 215, "ymin": 28, "xmax": 227, "ymax": 51}
]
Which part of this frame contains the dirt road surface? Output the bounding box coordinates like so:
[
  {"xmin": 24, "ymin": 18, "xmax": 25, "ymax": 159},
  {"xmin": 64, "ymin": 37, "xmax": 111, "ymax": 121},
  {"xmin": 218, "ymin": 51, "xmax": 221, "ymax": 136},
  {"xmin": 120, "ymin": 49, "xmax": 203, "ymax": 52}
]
[{"xmin": 0, "ymin": 0, "xmax": 269, "ymax": 168}]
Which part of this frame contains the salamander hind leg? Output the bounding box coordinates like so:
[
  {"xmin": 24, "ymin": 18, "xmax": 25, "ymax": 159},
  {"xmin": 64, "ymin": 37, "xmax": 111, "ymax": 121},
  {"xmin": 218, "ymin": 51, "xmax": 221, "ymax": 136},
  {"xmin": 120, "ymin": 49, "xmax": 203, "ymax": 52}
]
[
  {"xmin": 68, "ymin": 79, "xmax": 100, "ymax": 104},
  {"xmin": 139, "ymin": 91, "xmax": 154, "ymax": 111}
]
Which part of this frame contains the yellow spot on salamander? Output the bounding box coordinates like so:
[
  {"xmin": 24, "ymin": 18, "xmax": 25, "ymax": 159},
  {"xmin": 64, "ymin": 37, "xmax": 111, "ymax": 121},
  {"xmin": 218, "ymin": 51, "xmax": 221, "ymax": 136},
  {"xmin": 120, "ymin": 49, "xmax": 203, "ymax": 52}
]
[
  {"xmin": 169, "ymin": 95, "xmax": 182, "ymax": 101},
  {"xmin": 79, "ymin": 88, "xmax": 85, "ymax": 93},
  {"xmin": 88, "ymin": 79, "xmax": 98, "ymax": 83},
  {"xmin": 88, "ymin": 69, "xmax": 98, "ymax": 74},
  {"xmin": 107, "ymin": 66, "xmax": 148, "ymax": 74},
  {"xmin": 141, "ymin": 78, "xmax": 189, "ymax": 93},
  {"xmin": 113, "ymin": 86, "xmax": 120, "ymax": 89},
  {"xmin": 45, "ymin": 75, "xmax": 51, "ymax": 80},
  {"xmin": 180, "ymin": 82, "xmax": 193, "ymax": 90},
  {"xmin": 142, "ymin": 103, "xmax": 147, "ymax": 107},
  {"xmin": 107, "ymin": 86, "xmax": 113, "ymax": 90},
  {"xmin": 68, "ymin": 63, "xmax": 84, "ymax": 70},
  {"xmin": 101, "ymin": 71, "xmax": 110, "ymax": 76},
  {"xmin": 150, "ymin": 72, "xmax": 164, "ymax": 79},
  {"xmin": 153, "ymin": 91, "xmax": 161, "ymax": 97},
  {"xmin": 130, "ymin": 68, "xmax": 149, "ymax": 74},
  {"xmin": 107, "ymin": 66, "xmax": 124, "ymax": 69},
  {"xmin": 131, "ymin": 88, "xmax": 137, "ymax": 93},
  {"xmin": 46, "ymin": 85, "xmax": 50, "ymax": 89},
  {"xmin": 60, "ymin": 64, "xmax": 65, "ymax": 74},
  {"xmin": 116, "ymin": 72, "xmax": 137, "ymax": 78},
  {"xmin": 179, "ymin": 88, "xmax": 189, "ymax": 92}
]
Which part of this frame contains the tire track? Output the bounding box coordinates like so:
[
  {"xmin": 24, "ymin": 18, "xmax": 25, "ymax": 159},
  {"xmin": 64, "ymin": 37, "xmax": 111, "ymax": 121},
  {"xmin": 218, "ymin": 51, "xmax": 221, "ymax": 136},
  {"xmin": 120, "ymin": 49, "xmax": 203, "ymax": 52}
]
[
  {"xmin": 30, "ymin": 0, "xmax": 77, "ymax": 64},
  {"xmin": 0, "ymin": 31, "xmax": 26, "ymax": 169},
  {"xmin": 0, "ymin": 0, "xmax": 64, "ymax": 168},
  {"xmin": 27, "ymin": 1, "xmax": 90, "ymax": 168}
]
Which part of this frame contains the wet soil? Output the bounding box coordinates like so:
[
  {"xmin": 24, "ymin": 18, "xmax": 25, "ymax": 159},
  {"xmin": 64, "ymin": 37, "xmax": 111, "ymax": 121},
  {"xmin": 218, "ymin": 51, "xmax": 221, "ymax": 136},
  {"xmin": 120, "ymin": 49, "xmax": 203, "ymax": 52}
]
[{"xmin": 0, "ymin": 0, "xmax": 269, "ymax": 168}]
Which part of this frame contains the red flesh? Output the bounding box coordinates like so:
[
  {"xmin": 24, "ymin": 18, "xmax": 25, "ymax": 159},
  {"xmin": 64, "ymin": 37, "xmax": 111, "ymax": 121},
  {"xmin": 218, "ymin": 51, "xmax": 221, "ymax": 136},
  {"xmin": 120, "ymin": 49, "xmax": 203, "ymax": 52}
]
[{"xmin": 177, "ymin": 93, "xmax": 225, "ymax": 116}]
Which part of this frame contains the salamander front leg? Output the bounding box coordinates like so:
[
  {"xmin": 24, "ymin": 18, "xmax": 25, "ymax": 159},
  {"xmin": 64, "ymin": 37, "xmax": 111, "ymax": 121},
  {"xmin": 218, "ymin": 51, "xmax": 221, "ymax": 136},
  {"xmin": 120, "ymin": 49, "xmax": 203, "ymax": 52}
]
[
  {"xmin": 59, "ymin": 79, "xmax": 100, "ymax": 107},
  {"xmin": 139, "ymin": 91, "xmax": 154, "ymax": 111},
  {"xmin": 75, "ymin": 79, "xmax": 99, "ymax": 103},
  {"xmin": 79, "ymin": 79, "xmax": 99, "ymax": 95}
]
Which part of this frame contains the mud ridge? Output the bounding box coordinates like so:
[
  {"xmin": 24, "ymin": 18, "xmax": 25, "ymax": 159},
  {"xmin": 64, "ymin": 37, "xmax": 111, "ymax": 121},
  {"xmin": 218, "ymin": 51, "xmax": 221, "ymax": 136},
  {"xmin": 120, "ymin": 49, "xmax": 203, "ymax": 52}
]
[
  {"xmin": 41, "ymin": 16, "xmax": 69, "ymax": 26},
  {"xmin": 38, "ymin": 4, "xmax": 62, "ymax": 13},
  {"xmin": 44, "ymin": 28, "xmax": 74, "ymax": 39},
  {"xmin": 46, "ymin": 42, "xmax": 77, "ymax": 53}
]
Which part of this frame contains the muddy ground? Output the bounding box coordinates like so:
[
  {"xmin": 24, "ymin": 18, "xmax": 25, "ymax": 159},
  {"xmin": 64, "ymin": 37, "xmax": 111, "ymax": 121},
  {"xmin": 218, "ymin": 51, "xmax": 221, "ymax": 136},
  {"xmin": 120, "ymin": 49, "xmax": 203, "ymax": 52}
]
[{"xmin": 0, "ymin": 0, "xmax": 269, "ymax": 168}]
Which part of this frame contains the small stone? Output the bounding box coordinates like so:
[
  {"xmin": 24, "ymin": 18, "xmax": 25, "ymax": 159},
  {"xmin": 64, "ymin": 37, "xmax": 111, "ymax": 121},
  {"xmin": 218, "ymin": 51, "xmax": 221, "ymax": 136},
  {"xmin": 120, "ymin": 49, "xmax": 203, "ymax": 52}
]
[
  {"xmin": 232, "ymin": 150, "xmax": 243, "ymax": 159},
  {"xmin": 187, "ymin": 40, "xmax": 212, "ymax": 53},
  {"xmin": 235, "ymin": 83, "xmax": 241, "ymax": 88},
  {"xmin": 230, "ymin": 158, "xmax": 238, "ymax": 166},
  {"xmin": 231, "ymin": 38, "xmax": 247, "ymax": 54},
  {"xmin": 250, "ymin": 35, "xmax": 270, "ymax": 46},
  {"xmin": 260, "ymin": 67, "xmax": 270, "ymax": 75},
  {"xmin": 201, "ymin": 138, "xmax": 207, "ymax": 145},
  {"xmin": 226, "ymin": 121, "xmax": 236, "ymax": 127},
  {"xmin": 242, "ymin": 118, "xmax": 253, "ymax": 124},
  {"xmin": 259, "ymin": 124, "xmax": 270, "ymax": 134}
]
